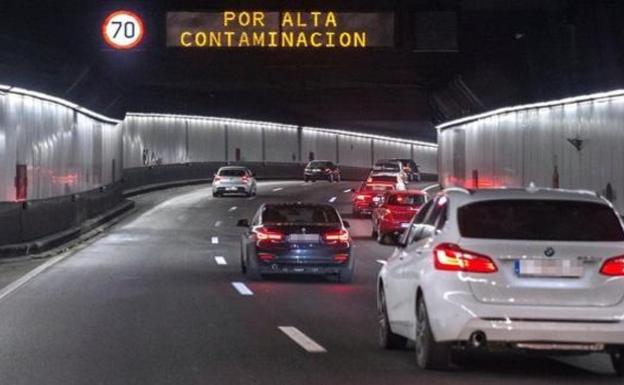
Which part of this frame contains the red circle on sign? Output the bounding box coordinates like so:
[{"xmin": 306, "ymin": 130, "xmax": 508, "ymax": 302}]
[{"xmin": 101, "ymin": 10, "xmax": 145, "ymax": 50}]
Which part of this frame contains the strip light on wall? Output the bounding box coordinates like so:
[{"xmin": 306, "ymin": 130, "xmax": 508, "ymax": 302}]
[
  {"xmin": 303, "ymin": 126, "xmax": 437, "ymax": 147},
  {"xmin": 127, "ymin": 112, "xmax": 298, "ymax": 131},
  {"xmin": 436, "ymin": 89, "xmax": 624, "ymax": 131},
  {"xmin": 0, "ymin": 84, "xmax": 122, "ymax": 125}
]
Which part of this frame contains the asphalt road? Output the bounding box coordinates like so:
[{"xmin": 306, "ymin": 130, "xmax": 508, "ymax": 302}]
[{"xmin": 0, "ymin": 180, "xmax": 620, "ymax": 385}]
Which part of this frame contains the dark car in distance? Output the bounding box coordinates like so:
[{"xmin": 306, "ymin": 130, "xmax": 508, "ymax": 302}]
[
  {"xmin": 304, "ymin": 160, "xmax": 341, "ymax": 182},
  {"xmin": 237, "ymin": 203, "xmax": 354, "ymax": 283}
]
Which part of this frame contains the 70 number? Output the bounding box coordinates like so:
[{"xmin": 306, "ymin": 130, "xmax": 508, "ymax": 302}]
[{"xmin": 111, "ymin": 21, "xmax": 136, "ymax": 39}]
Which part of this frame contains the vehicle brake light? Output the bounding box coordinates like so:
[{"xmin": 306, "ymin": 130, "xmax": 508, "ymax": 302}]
[
  {"xmin": 255, "ymin": 227, "xmax": 284, "ymax": 247},
  {"xmin": 333, "ymin": 253, "xmax": 349, "ymax": 263},
  {"xmin": 433, "ymin": 243, "xmax": 498, "ymax": 273},
  {"xmin": 258, "ymin": 253, "xmax": 274, "ymax": 262},
  {"xmin": 323, "ymin": 229, "xmax": 349, "ymax": 244},
  {"xmin": 213, "ymin": 175, "xmax": 221, "ymax": 182},
  {"xmin": 600, "ymin": 256, "xmax": 624, "ymax": 276},
  {"xmin": 242, "ymin": 175, "xmax": 249, "ymax": 184}
]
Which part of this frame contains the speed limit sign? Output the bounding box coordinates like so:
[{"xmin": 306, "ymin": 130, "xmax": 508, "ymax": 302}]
[{"xmin": 102, "ymin": 10, "xmax": 145, "ymax": 50}]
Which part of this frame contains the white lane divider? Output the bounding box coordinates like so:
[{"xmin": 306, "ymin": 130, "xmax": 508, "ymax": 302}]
[
  {"xmin": 211, "ymin": 236, "xmax": 219, "ymax": 244},
  {"xmin": 214, "ymin": 221, "xmax": 222, "ymax": 227},
  {"xmin": 278, "ymin": 326, "xmax": 327, "ymax": 353},
  {"xmin": 328, "ymin": 196, "xmax": 337, "ymax": 203},
  {"xmin": 0, "ymin": 253, "xmax": 66, "ymax": 303},
  {"xmin": 343, "ymin": 189, "xmax": 352, "ymax": 193},
  {"xmin": 422, "ymin": 183, "xmax": 440, "ymax": 193},
  {"xmin": 228, "ymin": 206, "xmax": 238, "ymax": 212},
  {"xmin": 272, "ymin": 187, "xmax": 283, "ymax": 192},
  {"xmin": 231, "ymin": 282, "xmax": 254, "ymax": 296},
  {"xmin": 376, "ymin": 259, "xmax": 387, "ymax": 265},
  {"xmin": 215, "ymin": 256, "xmax": 227, "ymax": 265}
]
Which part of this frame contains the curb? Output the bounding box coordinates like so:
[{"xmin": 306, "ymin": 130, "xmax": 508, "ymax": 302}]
[{"xmin": 0, "ymin": 200, "xmax": 135, "ymax": 259}]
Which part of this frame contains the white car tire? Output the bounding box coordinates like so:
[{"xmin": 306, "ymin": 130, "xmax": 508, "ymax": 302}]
[
  {"xmin": 378, "ymin": 289, "xmax": 407, "ymax": 349},
  {"xmin": 415, "ymin": 296, "xmax": 451, "ymax": 370}
]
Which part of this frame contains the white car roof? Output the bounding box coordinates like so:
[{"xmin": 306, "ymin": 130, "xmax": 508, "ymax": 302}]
[{"xmin": 443, "ymin": 187, "xmax": 606, "ymax": 206}]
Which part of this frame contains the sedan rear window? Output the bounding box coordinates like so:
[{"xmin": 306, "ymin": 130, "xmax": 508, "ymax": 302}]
[
  {"xmin": 369, "ymin": 175, "xmax": 397, "ymax": 183},
  {"xmin": 219, "ymin": 169, "xmax": 246, "ymax": 177},
  {"xmin": 387, "ymin": 194, "xmax": 426, "ymax": 206},
  {"xmin": 458, "ymin": 200, "xmax": 624, "ymax": 241},
  {"xmin": 263, "ymin": 206, "xmax": 340, "ymax": 225},
  {"xmin": 307, "ymin": 161, "xmax": 331, "ymax": 168},
  {"xmin": 373, "ymin": 163, "xmax": 400, "ymax": 171}
]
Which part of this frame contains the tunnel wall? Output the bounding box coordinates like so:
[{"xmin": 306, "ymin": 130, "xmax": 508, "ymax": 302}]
[
  {"xmin": 437, "ymin": 90, "xmax": 624, "ymax": 213},
  {"xmin": 123, "ymin": 114, "xmax": 438, "ymax": 175},
  {"xmin": 0, "ymin": 86, "xmax": 123, "ymax": 202}
]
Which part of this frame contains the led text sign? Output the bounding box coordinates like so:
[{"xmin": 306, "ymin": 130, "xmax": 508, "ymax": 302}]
[{"xmin": 166, "ymin": 12, "xmax": 394, "ymax": 48}]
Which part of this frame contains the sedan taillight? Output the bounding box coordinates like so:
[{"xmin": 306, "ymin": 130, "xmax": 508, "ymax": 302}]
[
  {"xmin": 433, "ymin": 243, "xmax": 498, "ymax": 273},
  {"xmin": 255, "ymin": 227, "xmax": 284, "ymax": 247},
  {"xmin": 323, "ymin": 229, "xmax": 349, "ymax": 245},
  {"xmin": 600, "ymin": 256, "xmax": 624, "ymax": 276}
]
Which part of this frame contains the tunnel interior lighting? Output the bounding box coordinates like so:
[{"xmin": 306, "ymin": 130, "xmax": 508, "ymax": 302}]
[{"xmin": 436, "ymin": 89, "xmax": 624, "ymax": 131}]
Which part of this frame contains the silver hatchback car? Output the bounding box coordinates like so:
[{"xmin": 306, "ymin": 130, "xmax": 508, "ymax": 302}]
[{"xmin": 212, "ymin": 166, "xmax": 257, "ymax": 197}]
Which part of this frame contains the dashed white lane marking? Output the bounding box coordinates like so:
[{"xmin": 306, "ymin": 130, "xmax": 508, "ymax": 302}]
[
  {"xmin": 343, "ymin": 189, "xmax": 352, "ymax": 193},
  {"xmin": 215, "ymin": 256, "xmax": 227, "ymax": 265},
  {"xmin": 228, "ymin": 206, "xmax": 238, "ymax": 212},
  {"xmin": 422, "ymin": 184, "xmax": 440, "ymax": 193},
  {"xmin": 211, "ymin": 236, "xmax": 219, "ymax": 244},
  {"xmin": 328, "ymin": 196, "xmax": 337, "ymax": 203},
  {"xmin": 214, "ymin": 221, "xmax": 222, "ymax": 227},
  {"xmin": 231, "ymin": 282, "xmax": 253, "ymax": 296},
  {"xmin": 376, "ymin": 259, "xmax": 387, "ymax": 265},
  {"xmin": 0, "ymin": 253, "xmax": 66, "ymax": 303},
  {"xmin": 272, "ymin": 187, "xmax": 283, "ymax": 192},
  {"xmin": 278, "ymin": 326, "xmax": 327, "ymax": 353}
]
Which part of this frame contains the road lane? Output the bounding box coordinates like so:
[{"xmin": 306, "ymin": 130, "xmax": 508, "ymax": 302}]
[{"xmin": 0, "ymin": 180, "xmax": 619, "ymax": 385}]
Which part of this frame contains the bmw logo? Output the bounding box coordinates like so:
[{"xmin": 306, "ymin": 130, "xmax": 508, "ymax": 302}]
[{"xmin": 544, "ymin": 247, "xmax": 555, "ymax": 257}]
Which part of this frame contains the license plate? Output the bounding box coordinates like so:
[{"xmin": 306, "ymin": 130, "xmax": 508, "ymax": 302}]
[
  {"xmin": 514, "ymin": 259, "xmax": 583, "ymax": 278},
  {"xmin": 226, "ymin": 187, "xmax": 238, "ymax": 191},
  {"xmin": 401, "ymin": 223, "xmax": 410, "ymax": 228},
  {"xmin": 288, "ymin": 234, "xmax": 320, "ymax": 243}
]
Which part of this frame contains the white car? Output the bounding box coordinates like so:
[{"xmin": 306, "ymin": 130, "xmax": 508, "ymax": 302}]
[
  {"xmin": 212, "ymin": 166, "xmax": 257, "ymax": 197},
  {"xmin": 377, "ymin": 187, "xmax": 624, "ymax": 375},
  {"xmin": 371, "ymin": 160, "xmax": 408, "ymax": 183}
]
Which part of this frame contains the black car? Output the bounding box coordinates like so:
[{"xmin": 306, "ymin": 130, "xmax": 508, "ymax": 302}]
[
  {"xmin": 303, "ymin": 160, "xmax": 341, "ymax": 182},
  {"xmin": 237, "ymin": 203, "xmax": 354, "ymax": 283}
]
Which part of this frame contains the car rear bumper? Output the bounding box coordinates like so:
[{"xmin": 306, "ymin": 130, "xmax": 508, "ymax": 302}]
[
  {"xmin": 424, "ymin": 288, "xmax": 624, "ymax": 345},
  {"xmin": 213, "ymin": 184, "xmax": 250, "ymax": 194},
  {"xmin": 304, "ymin": 173, "xmax": 330, "ymax": 180},
  {"xmin": 253, "ymin": 248, "xmax": 353, "ymax": 275},
  {"xmin": 457, "ymin": 317, "xmax": 624, "ymax": 345}
]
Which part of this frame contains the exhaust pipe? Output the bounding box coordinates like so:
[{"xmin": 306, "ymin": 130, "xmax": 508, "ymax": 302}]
[{"xmin": 469, "ymin": 331, "xmax": 487, "ymax": 349}]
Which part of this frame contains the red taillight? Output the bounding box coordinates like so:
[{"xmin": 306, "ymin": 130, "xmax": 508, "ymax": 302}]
[
  {"xmin": 433, "ymin": 243, "xmax": 498, "ymax": 273},
  {"xmin": 333, "ymin": 253, "xmax": 349, "ymax": 263},
  {"xmin": 255, "ymin": 227, "xmax": 284, "ymax": 247},
  {"xmin": 258, "ymin": 253, "xmax": 274, "ymax": 262},
  {"xmin": 600, "ymin": 256, "xmax": 624, "ymax": 276},
  {"xmin": 214, "ymin": 175, "xmax": 221, "ymax": 182},
  {"xmin": 242, "ymin": 176, "xmax": 249, "ymax": 184},
  {"xmin": 323, "ymin": 229, "xmax": 349, "ymax": 244}
]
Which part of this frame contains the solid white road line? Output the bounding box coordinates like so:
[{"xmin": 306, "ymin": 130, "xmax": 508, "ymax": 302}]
[
  {"xmin": 211, "ymin": 236, "xmax": 219, "ymax": 244},
  {"xmin": 328, "ymin": 196, "xmax": 337, "ymax": 203},
  {"xmin": 231, "ymin": 282, "xmax": 253, "ymax": 296},
  {"xmin": 215, "ymin": 256, "xmax": 227, "ymax": 265},
  {"xmin": 376, "ymin": 259, "xmax": 387, "ymax": 265},
  {"xmin": 214, "ymin": 221, "xmax": 222, "ymax": 227},
  {"xmin": 228, "ymin": 206, "xmax": 238, "ymax": 212},
  {"xmin": 0, "ymin": 253, "xmax": 66, "ymax": 303},
  {"xmin": 278, "ymin": 326, "xmax": 327, "ymax": 353},
  {"xmin": 422, "ymin": 183, "xmax": 440, "ymax": 193},
  {"xmin": 272, "ymin": 187, "xmax": 283, "ymax": 192}
]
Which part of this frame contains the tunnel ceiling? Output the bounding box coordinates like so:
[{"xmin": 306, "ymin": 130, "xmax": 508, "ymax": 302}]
[{"xmin": 0, "ymin": 0, "xmax": 571, "ymax": 141}]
